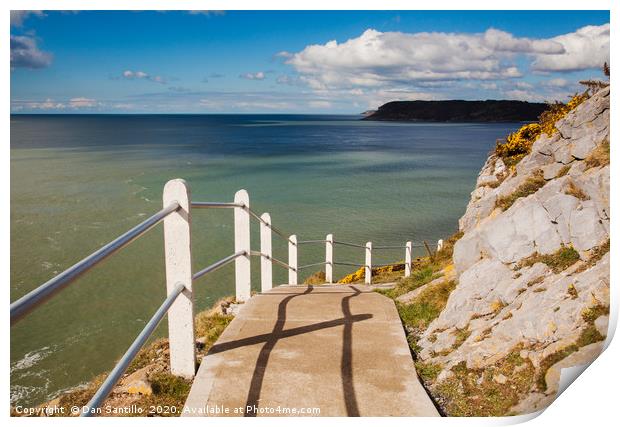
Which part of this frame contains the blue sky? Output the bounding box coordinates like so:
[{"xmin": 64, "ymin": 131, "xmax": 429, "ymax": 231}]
[{"xmin": 10, "ymin": 10, "xmax": 610, "ymax": 113}]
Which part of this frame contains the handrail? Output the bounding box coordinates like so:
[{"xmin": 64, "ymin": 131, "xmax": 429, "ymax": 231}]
[
  {"xmin": 191, "ymin": 201, "xmax": 244, "ymax": 209},
  {"xmin": 297, "ymin": 240, "xmax": 327, "ymax": 245},
  {"xmin": 298, "ymin": 261, "xmax": 328, "ymax": 270},
  {"xmin": 192, "ymin": 251, "xmax": 247, "ymax": 281},
  {"xmin": 333, "ymin": 240, "xmax": 367, "ymax": 249},
  {"xmin": 250, "ymin": 251, "xmax": 296, "ymax": 271},
  {"xmin": 333, "ymin": 261, "xmax": 368, "ymax": 267},
  {"xmin": 372, "ymin": 262, "xmax": 405, "ymax": 267},
  {"xmin": 10, "ymin": 201, "xmax": 181, "ymax": 325},
  {"xmin": 373, "ymin": 245, "xmax": 406, "ymax": 249},
  {"xmin": 81, "ymin": 282, "xmax": 186, "ymax": 416},
  {"xmin": 245, "ymin": 207, "xmax": 295, "ymax": 245}
]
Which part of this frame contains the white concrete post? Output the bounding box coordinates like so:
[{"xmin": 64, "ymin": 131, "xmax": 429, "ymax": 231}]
[
  {"xmin": 365, "ymin": 241, "xmax": 372, "ymax": 285},
  {"xmin": 437, "ymin": 239, "xmax": 444, "ymax": 253},
  {"xmin": 405, "ymin": 241, "xmax": 412, "ymax": 278},
  {"xmin": 163, "ymin": 179, "xmax": 196, "ymax": 378},
  {"xmin": 260, "ymin": 213, "xmax": 273, "ymax": 292},
  {"xmin": 288, "ymin": 235, "xmax": 298, "ymax": 285},
  {"xmin": 234, "ymin": 190, "xmax": 251, "ymax": 302},
  {"xmin": 325, "ymin": 233, "xmax": 334, "ymax": 284}
]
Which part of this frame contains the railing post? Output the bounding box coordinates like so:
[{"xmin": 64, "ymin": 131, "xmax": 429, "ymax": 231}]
[
  {"xmin": 437, "ymin": 239, "xmax": 444, "ymax": 252},
  {"xmin": 234, "ymin": 190, "xmax": 251, "ymax": 302},
  {"xmin": 405, "ymin": 241, "xmax": 412, "ymax": 278},
  {"xmin": 260, "ymin": 213, "xmax": 273, "ymax": 292},
  {"xmin": 162, "ymin": 179, "xmax": 196, "ymax": 379},
  {"xmin": 365, "ymin": 241, "xmax": 372, "ymax": 285},
  {"xmin": 325, "ymin": 233, "xmax": 334, "ymax": 283},
  {"xmin": 289, "ymin": 235, "xmax": 298, "ymax": 285}
]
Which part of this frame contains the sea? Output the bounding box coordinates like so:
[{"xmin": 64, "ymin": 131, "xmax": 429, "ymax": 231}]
[{"xmin": 10, "ymin": 114, "xmax": 522, "ymax": 406}]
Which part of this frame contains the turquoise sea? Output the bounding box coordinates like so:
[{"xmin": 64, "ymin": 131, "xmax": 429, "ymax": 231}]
[{"xmin": 10, "ymin": 114, "xmax": 521, "ymax": 406}]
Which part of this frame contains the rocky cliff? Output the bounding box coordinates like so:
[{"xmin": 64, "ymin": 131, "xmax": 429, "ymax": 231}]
[{"xmin": 415, "ymin": 86, "xmax": 610, "ymax": 414}]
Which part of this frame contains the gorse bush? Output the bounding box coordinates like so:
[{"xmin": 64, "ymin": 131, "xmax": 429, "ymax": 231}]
[{"xmin": 495, "ymin": 91, "xmax": 590, "ymax": 166}]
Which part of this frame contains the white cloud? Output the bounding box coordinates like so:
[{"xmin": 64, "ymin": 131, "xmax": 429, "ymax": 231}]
[
  {"xmin": 121, "ymin": 70, "xmax": 166, "ymax": 84},
  {"xmin": 532, "ymin": 24, "xmax": 610, "ymax": 72},
  {"xmin": 279, "ymin": 24, "xmax": 608, "ymax": 109},
  {"xmin": 239, "ymin": 71, "xmax": 266, "ymax": 80},
  {"xmin": 13, "ymin": 97, "xmax": 100, "ymax": 110},
  {"xmin": 284, "ymin": 28, "xmax": 569, "ymax": 90},
  {"xmin": 69, "ymin": 97, "xmax": 98, "ymax": 108},
  {"xmin": 10, "ymin": 35, "xmax": 52, "ymax": 69},
  {"xmin": 10, "ymin": 11, "xmax": 45, "ymax": 27}
]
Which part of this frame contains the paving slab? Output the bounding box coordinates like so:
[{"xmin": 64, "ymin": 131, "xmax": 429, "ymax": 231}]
[{"xmin": 183, "ymin": 284, "xmax": 439, "ymax": 417}]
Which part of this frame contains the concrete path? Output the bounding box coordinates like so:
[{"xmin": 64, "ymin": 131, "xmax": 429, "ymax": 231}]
[{"xmin": 183, "ymin": 284, "xmax": 439, "ymax": 417}]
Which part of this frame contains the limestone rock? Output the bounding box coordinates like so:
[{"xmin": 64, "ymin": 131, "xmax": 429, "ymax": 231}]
[
  {"xmin": 421, "ymin": 86, "xmax": 610, "ymax": 415},
  {"xmin": 120, "ymin": 367, "xmax": 152, "ymax": 395}
]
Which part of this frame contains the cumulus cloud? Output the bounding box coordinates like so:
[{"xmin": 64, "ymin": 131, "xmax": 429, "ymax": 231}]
[
  {"xmin": 122, "ymin": 70, "xmax": 166, "ymax": 84},
  {"xmin": 10, "ymin": 11, "xmax": 45, "ymax": 27},
  {"xmin": 532, "ymin": 24, "xmax": 610, "ymax": 72},
  {"xmin": 239, "ymin": 71, "xmax": 266, "ymax": 80},
  {"xmin": 285, "ymin": 24, "xmax": 608, "ymax": 93},
  {"xmin": 10, "ymin": 35, "xmax": 53, "ymax": 69}
]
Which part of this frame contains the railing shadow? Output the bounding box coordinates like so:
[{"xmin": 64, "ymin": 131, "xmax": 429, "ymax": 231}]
[
  {"xmin": 341, "ymin": 285, "xmax": 362, "ymax": 416},
  {"xmin": 204, "ymin": 285, "xmax": 370, "ymax": 417}
]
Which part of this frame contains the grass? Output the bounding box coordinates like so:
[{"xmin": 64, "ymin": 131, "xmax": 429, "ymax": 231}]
[
  {"xmin": 376, "ymin": 265, "xmax": 440, "ymax": 299},
  {"xmin": 557, "ymin": 164, "xmax": 571, "ymax": 177},
  {"xmin": 194, "ymin": 312, "xmax": 234, "ymax": 351},
  {"xmin": 397, "ymin": 280, "xmax": 457, "ymax": 332},
  {"xmin": 415, "ymin": 361, "xmax": 442, "ymax": 382},
  {"xmin": 575, "ymin": 239, "xmax": 610, "ymax": 273},
  {"xmin": 536, "ymin": 304, "xmax": 609, "ymax": 391},
  {"xmin": 303, "ymin": 271, "xmax": 326, "ymax": 285},
  {"xmin": 495, "ymin": 170, "xmax": 546, "ymax": 211},
  {"xmin": 517, "ymin": 245, "xmax": 580, "ymax": 274},
  {"xmin": 433, "ymin": 349, "xmax": 535, "ymax": 417},
  {"xmin": 564, "ymin": 180, "xmax": 590, "ymax": 201},
  {"xmin": 584, "ymin": 139, "xmax": 610, "ymax": 169}
]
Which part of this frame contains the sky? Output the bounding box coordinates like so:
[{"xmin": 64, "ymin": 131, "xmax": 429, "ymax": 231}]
[{"xmin": 10, "ymin": 10, "xmax": 610, "ymax": 114}]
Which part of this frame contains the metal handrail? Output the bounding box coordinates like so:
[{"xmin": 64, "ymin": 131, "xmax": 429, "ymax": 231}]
[
  {"xmin": 244, "ymin": 207, "xmax": 295, "ymax": 245},
  {"xmin": 191, "ymin": 201, "xmax": 244, "ymax": 209},
  {"xmin": 192, "ymin": 251, "xmax": 247, "ymax": 281},
  {"xmin": 333, "ymin": 261, "xmax": 368, "ymax": 267},
  {"xmin": 373, "ymin": 245, "xmax": 406, "ymax": 250},
  {"xmin": 372, "ymin": 262, "xmax": 405, "ymax": 267},
  {"xmin": 333, "ymin": 240, "xmax": 367, "ymax": 249},
  {"xmin": 298, "ymin": 261, "xmax": 328, "ymax": 270},
  {"xmin": 250, "ymin": 251, "xmax": 296, "ymax": 271},
  {"xmin": 297, "ymin": 240, "xmax": 327, "ymax": 245},
  {"xmin": 10, "ymin": 201, "xmax": 181, "ymax": 325},
  {"xmin": 81, "ymin": 282, "xmax": 186, "ymax": 416}
]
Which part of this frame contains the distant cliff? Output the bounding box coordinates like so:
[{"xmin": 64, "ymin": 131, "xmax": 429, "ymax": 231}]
[{"xmin": 364, "ymin": 100, "xmax": 547, "ymax": 122}]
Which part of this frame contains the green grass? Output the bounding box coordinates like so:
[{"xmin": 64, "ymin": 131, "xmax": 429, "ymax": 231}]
[
  {"xmin": 517, "ymin": 245, "xmax": 581, "ymax": 274},
  {"xmin": 536, "ymin": 308, "xmax": 608, "ymax": 391},
  {"xmin": 397, "ymin": 280, "xmax": 457, "ymax": 332},
  {"xmin": 434, "ymin": 349, "xmax": 535, "ymax": 417},
  {"xmin": 495, "ymin": 170, "xmax": 546, "ymax": 211},
  {"xmin": 415, "ymin": 361, "xmax": 442, "ymax": 382},
  {"xmin": 377, "ymin": 265, "xmax": 441, "ymax": 299}
]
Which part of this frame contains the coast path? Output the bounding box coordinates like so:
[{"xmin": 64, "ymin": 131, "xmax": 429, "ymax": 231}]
[{"xmin": 183, "ymin": 284, "xmax": 439, "ymax": 417}]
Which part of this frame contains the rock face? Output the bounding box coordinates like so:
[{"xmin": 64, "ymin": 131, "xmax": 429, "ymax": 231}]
[{"xmin": 418, "ymin": 87, "xmax": 610, "ymax": 414}]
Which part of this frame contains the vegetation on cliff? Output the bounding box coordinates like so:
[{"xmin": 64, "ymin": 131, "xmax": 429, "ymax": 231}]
[{"xmin": 364, "ymin": 100, "xmax": 547, "ymax": 122}]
